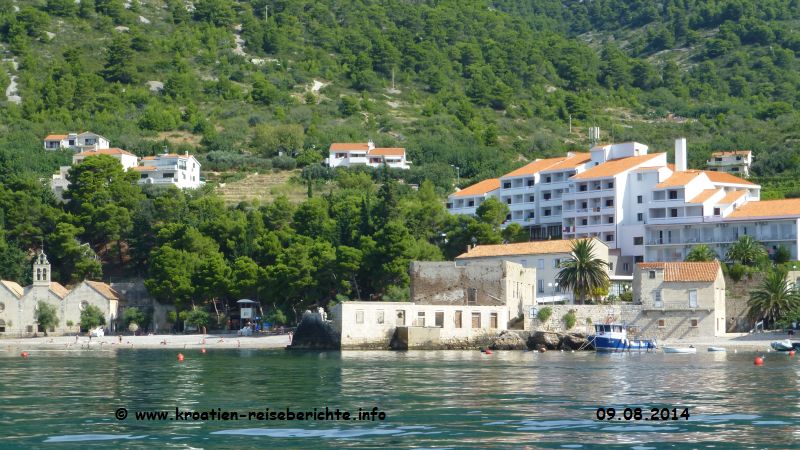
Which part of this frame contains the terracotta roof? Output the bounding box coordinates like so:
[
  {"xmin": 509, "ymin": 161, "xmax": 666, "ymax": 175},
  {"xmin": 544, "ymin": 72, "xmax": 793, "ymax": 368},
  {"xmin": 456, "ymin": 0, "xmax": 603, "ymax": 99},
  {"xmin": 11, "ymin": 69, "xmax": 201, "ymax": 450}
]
[
  {"xmin": 502, "ymin": 157, "xmax": 566, "ymax": 178},
  {"xmin": 76, "ymin": 148, "xmax": 135, "ymax": 157},
  {"xmin": 330, "ymin": 143, "xmax": 370, "ymax": 151},
  {"xmin": 132, "ymin": 166, "xmax": 157, "ymax": 171},
  {"xmin": 703, "ymin": 170, "xmax": 755, "ymax": 186},
  {"xmin": 85, "ymin": 280, "xmax": 119, "ymax": 300},
  {"xmin": 0, "ymin": 280, "xmax": 24, "ymax": 298},
  {"xmin": 718, "ymin": 190, "xmax": 747, "ymax": 204},
  {"xmin": 50, "ymin": 282, "xmax": 70, "ymax": 299},
  {"xmin": 655, "ymin": 171, "xmax": 702, "ymax": 188},
  {"xmin": 728, "ymin": 199, "xmax": 800, "ymax": 219},
  {"xmin": 451, "ymin": 178, "xmax": 500, "ymax": 197},
  {"xmin": 637, "ymin": 261, "xmax": 721, "ymax": 282},
  {"xmin": 572, "ymin": 153, "xmax": 664, "ymax": 180},
  {"xmin": 688, "ymin": 189, "xmax": 722, "ymax": 204},
  {"xmin": 455, "ymin": 238, "xmax": 603, "ymax": 259},
  {"xmin": 541, "ymin": 153, "xmax": 592, "ymax": 172},
  {"xmin": 368, "ymin": 148, "xmax": 405, "ymax": 156},
  {"xmin": 44, "ymin": 134, "xmax": 68, "ymax": 140},
  {"xmin": 711, "ymin": 150, "xmax": 751, "ymax": 157}
]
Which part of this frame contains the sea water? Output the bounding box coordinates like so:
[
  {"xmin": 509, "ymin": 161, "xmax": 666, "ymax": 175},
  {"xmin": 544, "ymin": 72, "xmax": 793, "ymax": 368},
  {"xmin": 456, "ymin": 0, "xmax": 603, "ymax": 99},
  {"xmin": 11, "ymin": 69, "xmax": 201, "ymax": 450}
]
[{"xmin": 1, "ymin": 349, "xmax": 798, "ymax": 448}]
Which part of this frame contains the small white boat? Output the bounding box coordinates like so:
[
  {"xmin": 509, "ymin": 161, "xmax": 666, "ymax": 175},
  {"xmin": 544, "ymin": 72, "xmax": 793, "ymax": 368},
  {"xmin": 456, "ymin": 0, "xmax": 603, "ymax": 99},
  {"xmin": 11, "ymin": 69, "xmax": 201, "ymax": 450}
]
[
  {"xmin": 707, "ymin": 346, "xmax": 726, "ymax": 352},
  {"xmin": 770, "ymin": 340, "xmax": 794, "ymax": 351},
  {"xmin": 664, "ymin": 346, "xmax": 696, "ymax": 354}
]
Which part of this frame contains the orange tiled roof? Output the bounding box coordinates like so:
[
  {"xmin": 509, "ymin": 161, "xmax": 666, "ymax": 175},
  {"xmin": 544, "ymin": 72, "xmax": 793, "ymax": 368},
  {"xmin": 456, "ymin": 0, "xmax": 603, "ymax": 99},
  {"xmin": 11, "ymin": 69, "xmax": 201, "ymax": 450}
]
[
  {"xmin": 704, "ymin": 170, "xmax": 755, "ymax": 186},
  {"xmin": 368, "ymin": 148, "xmax": 405, "ymax": 156},
  {"xmin": 711, "ymin": 150, "xmax": 751, "ymax": 157},
  {"xmin": 85, "ymin": 280, "xmax": 119, "ymax": 300},
  {"xmin": 76, "ymin": 148, "xmax": 135, "ymax": 157},
  {"xmin": 44, "ymin": 134, "xmax": 68, "ymax": 140},
  {"xmin": 541, "ymin": 152, "xmax": 592, "ymax": 172},
  {"xmin": 330, "ymin": 143, "xmax": 370, "ymax": 152},
  {"xmin": 451, "ymin": 178, "xmax": 501, "ymax": 198},
  {"xmin": 50, "ymin": 282, "xmax": 69, "ymax": 299},
  {"xmin": 132, "ymin": 165, "xmax": 157, "ymax": 171},
  {"xmin": 655, "ymin": 171, "xmax": 702, "ymax": 188},
  {"xmin": 718, "ymin": 190, "xmax": 747, "ymax": 204},
  {"xmin": 728, "ymin": 198, "xmax": 800, "ymax": 219},
  {"xmin": 502, "ymin": 157, "xmax": 566, "ymax": 178},
  {"xmin": 572, "ymin": 153, "xmax": 664, "ymax": 180},
  {"xmin": 455, "ymin": 238, "xmax": 603, "ymax": 259},
  {"xmin": 0, "ymin": 280, "xmax": 24, "ymax": 298},
  {"xmin": 688, "ymin": 189, "xmax": 722, "ymax": 204},
  {"xmin": 637, "ymin": 261, "xmax": 721, "ymax": 282}
]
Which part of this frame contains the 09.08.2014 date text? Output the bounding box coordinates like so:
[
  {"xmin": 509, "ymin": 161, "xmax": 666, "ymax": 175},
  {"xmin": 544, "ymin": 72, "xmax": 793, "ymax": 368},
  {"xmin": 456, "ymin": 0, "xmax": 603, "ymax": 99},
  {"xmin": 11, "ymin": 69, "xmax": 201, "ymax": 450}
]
[{"xmin": 595, "ymin": 407, "xmax": 690, "ymax": 421}]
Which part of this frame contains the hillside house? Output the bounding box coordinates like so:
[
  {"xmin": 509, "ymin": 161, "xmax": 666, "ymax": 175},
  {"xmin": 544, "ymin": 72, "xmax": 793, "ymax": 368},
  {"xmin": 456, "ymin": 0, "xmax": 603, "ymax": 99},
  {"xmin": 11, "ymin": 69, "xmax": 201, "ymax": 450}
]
[
  {"xmin": 325, "ymin": 141, "xmax": 411, "ymax": 169},
  {"xmin": 43, "ymin": 132, "xmax": 110, "ymax": 151},
  {"xmin": 135, "ymin": 152, "xmax": 202, "ymax": 189}
]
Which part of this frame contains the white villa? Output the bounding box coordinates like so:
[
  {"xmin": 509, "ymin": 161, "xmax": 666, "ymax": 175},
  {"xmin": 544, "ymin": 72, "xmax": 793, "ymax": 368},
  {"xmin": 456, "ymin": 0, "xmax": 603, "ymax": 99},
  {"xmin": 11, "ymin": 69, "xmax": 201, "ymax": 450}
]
[
  {"xmin": 134, "ymin": 152, "xmax": 202, "ymax": 189},
  {"xmin": 43, "ymin": 132, "xmax": 110, "ymax": 151},
  {"xmin": 0, "ymin": 250, "xmax": 121, "ymax": 336},
  {"xmin": 325, "ymin": 141, "xmax": 411, "ymax": 169},
  {"xmin": 706, "ymin": 150, "xmax": 752, "ymax": 177},
  {"xmin": 447, "ymin": 138, "xmax": 791, "ymax": 263}
]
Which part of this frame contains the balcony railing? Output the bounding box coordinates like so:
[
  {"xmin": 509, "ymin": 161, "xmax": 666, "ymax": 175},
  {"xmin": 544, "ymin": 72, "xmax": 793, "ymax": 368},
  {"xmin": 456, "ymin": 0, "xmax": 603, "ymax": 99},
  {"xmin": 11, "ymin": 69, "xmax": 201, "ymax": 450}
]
[{"xmin": 643, "ymin": 301, "xmax": 709, "ymax": 311}]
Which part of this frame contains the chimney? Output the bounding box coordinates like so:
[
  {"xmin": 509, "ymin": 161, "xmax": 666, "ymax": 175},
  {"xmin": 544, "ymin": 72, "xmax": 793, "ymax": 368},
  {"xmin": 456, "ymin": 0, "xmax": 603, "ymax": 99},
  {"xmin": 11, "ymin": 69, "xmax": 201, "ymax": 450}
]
[
  {"xmin": 675, "ymin": 138, "xmax": 687, "ymax": 172},
  {"xmin": 367, "ymin": 139, "xmax": 375, "ymax": 150}
]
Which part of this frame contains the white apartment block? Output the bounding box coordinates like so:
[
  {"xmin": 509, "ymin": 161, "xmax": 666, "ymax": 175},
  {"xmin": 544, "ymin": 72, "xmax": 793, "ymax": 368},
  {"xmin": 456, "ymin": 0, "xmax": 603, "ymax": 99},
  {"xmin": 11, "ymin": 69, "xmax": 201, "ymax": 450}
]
[
  {"xmin": 325, "ymin": 141, "xmax": 411, "ymax": 169},
  {"xmin": 43, "ymin": 132, "xmax": 110, "ymax": 151},
  {"xmin": 135, "ymin": 152, "xmax": 202, "ymax": 189},
  {"xmin": 447, "ymin": 138, "xmax": 800, "ymax": 264},
  {"xmin": 706, "ymin": 150, "xmax": 752, "ymax": 177}
]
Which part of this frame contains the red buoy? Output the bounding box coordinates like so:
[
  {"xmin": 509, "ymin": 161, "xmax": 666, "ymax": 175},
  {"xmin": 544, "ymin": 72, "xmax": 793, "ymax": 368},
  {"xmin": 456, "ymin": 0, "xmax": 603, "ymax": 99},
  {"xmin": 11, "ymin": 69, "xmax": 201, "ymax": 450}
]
[
  {"xmin": 790, "ymin": 350, "xmax": 796, "ymax": 357},
  {"xmin": 485, "ymin": 349, "xmax": 493, "ymax": 355},
  {"xmin": 754, "ymin": 356, "xmax": 764, "ymax": 365},
  {"xmin": 177, "ymin": 353, "xmax": 184, "ymax": 361},
  {"xmin": 20, "ymin": 351, "xmax": 29, "ymax": 358},
  {"xmin": 201, "ymin": 348, "xmax": 207, "ymax": 354},
  {"xmin": 538, "ymin": 348, "xmax": 547, "ymax": 353}
]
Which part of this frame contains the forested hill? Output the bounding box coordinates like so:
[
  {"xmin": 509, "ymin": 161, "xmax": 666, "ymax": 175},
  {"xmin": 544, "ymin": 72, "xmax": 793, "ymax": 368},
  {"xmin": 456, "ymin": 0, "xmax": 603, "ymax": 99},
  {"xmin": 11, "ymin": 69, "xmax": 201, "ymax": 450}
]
[{"xmin": 3, "ymin": 0, "xmax": 800, "ymax": 187}]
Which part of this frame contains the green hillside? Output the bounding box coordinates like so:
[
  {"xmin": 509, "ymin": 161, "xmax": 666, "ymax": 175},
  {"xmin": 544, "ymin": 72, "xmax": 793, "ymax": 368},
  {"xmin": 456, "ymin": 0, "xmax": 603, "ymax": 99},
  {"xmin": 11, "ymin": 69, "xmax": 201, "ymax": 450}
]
[{"xmin": 3, "ymin": 0, "xmax": 800, "ymax": 320}]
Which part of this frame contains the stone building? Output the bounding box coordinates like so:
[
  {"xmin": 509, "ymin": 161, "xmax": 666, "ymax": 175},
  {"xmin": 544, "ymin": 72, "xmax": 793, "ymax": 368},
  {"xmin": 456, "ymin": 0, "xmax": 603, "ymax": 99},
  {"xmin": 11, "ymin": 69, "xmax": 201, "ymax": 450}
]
[{"xmin": 0, "ymin": 250, "xmax": 121, "ymax": 336}]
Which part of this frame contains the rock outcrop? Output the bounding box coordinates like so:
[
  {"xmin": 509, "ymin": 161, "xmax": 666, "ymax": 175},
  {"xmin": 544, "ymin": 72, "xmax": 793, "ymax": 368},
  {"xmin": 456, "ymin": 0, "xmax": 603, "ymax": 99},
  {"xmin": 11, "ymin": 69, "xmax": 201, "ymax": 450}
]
[
  {"xmin": 287, "ymin": 312, "xmax": 340, "ymax": 350},
  {"xmin": 489, "ymin": 330, "xmax": 527, "ymax": 350},
  {"xmin": 526, "ymin": 331, "xmax": 593, "ymax": 351}
]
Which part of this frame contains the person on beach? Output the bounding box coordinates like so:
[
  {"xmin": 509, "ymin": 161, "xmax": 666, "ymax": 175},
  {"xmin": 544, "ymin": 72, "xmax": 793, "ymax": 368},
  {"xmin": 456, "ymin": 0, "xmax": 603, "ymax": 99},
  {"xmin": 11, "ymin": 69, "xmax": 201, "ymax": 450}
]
[{"xmin": 118, "ymin": 335, "xmax": 122, "ymax": 343}]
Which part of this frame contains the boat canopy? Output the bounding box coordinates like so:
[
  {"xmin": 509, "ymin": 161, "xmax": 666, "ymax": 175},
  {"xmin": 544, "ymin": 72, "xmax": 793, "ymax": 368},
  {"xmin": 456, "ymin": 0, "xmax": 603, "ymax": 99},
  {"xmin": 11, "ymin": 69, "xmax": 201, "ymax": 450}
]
[{"xmin": 594, "ymin": 324, "xmax": 624, "ymax": 333}]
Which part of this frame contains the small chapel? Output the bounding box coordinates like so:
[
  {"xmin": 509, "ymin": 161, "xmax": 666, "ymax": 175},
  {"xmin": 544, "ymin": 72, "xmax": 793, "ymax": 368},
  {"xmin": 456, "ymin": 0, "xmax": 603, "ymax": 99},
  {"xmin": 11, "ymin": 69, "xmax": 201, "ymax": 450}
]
[{"xmin": 0, "ymin": 249, "xmax": 121, "ymax": 336}]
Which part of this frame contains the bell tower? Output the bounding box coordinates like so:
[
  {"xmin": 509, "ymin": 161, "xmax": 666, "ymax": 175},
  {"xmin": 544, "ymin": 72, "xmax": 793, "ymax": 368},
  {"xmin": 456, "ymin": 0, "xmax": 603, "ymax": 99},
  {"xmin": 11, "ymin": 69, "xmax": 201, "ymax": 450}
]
[{"xmin": 32, "ymin": 249, "xmax": 51, "ymax": 287}]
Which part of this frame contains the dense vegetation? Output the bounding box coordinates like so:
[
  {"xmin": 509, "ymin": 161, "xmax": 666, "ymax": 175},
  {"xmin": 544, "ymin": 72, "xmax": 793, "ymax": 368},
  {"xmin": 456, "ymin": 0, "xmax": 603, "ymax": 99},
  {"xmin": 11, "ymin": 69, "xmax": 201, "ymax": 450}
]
[{"xmin": 5, "ymin": 0, "xmax": 800, "ymax": 322}]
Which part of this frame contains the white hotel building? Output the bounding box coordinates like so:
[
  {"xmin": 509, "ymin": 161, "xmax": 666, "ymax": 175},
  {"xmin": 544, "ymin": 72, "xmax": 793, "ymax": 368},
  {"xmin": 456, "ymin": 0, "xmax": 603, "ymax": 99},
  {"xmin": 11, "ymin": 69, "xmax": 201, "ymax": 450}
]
[{"xmin": 448, "ymin": 139, "xmax": 797, "ymax": 269}]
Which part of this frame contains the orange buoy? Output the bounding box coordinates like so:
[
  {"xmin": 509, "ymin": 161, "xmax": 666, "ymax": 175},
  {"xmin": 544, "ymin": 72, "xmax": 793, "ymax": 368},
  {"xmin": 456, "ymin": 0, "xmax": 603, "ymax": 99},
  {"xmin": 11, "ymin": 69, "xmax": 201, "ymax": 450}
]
[
  {"xmin": 201, "ymin": 348, "xmax": 207, "ymax": 354},
  {"xmin": 485, "ymin": 349, "xmax": 493, "ymax": 355},
  {"xmin": 20, "ymin": 351, "xmax": 29, "ymax": 358},
  {"xmin": 177, "ymin": 353, "xmax": 184, "ymax": 361},
  {"xmin": 538, "ymin": 347, "xmax": 546, "ymax": 353},
  {"xmin": 754, "ymin": 356, "xmax": 764, "ymax": 365},
  {"xmin": 790, "ymin": 350, "xmax": 796, "ymax": 357}
]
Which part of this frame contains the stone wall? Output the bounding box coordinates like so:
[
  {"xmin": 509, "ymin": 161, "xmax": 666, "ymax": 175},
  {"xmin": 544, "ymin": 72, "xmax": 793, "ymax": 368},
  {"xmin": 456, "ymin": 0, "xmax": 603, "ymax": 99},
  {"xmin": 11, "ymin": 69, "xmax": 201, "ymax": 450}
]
[
  {"xmin": 111, "ymin": 279, "xmax": 175, "ymax": 332},
  {"xmin": 723, "ymin": 273, "xmax": 763, "ymax": 332}
]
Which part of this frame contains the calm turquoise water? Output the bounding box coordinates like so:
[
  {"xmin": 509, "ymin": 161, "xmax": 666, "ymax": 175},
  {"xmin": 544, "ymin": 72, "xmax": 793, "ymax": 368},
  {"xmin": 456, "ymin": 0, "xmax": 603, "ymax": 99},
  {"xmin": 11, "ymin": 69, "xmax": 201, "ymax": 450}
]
[{"xmin": 1, "ymin": 348, "xmax": 799, "ymax": 448}]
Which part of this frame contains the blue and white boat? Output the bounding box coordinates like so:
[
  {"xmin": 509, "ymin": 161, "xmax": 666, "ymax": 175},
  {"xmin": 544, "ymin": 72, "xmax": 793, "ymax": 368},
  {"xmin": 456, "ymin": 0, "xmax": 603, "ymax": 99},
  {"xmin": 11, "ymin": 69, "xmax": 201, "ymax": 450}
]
[{"xmin": 590, "ymin": 324, "xmax": 657, "ymax": 352}]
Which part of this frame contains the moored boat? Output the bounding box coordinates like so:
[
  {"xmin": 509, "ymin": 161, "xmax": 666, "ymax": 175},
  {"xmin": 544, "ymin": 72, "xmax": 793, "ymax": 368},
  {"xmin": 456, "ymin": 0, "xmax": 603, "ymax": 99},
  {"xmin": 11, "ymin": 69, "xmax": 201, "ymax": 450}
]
[
  {"xmin": 707, "ymin": 346, "xmax": 726, "ymax": 352},
  {"xmin": 589, "ymin": 324, "xmax": 657, "ymax": 352},
  {"xmin": 664, "ymin": 346, "xmax": 696, "ymax": 354},
  {"xmin": 770, "ymin": 339, "xmax": 794, "ymax": 351}
]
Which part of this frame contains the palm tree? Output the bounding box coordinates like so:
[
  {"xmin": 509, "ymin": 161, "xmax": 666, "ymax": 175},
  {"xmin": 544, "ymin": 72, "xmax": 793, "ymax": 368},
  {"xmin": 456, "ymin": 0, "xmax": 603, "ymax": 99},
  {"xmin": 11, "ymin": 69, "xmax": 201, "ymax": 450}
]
[
  {"xmin": 747, "ymin": 268, "xmax": 800, "ymax": 328},
  {"xmin": 726, "ymin": 235, "xmax": 767, "ymax": 266},
  {"xmin": 556, "ymin": 239, "xmax": 610, "ymax": 305},
  {"xmin": 685, "ymin": 244, "xmax": 717, "ymax": 262}
]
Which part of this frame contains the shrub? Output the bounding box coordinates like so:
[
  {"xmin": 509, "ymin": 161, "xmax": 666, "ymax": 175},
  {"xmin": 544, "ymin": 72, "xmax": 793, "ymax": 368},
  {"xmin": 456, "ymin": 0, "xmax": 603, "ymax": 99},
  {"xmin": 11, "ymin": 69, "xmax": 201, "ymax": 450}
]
[
  {"xmin": 122, "ymin": 307, "xmax": 146, "ymax": 328},
  {"xmin": 775, "ymin": 246, "xmax": 791, "ymax": 265},
  {"xmin": 537, "ymin": 306, "xmax": 553, "ymax": 322},
  {"xmin": 266, "ymin": 308, "xmax": 287, "ymax": 325},
  {"xmin": 35, "ymin": 301, "xmax": 59, "ymax": 335},
  {"xmin": 271, "ymin": 155, "xmax": 297, "ymax": 170},
  {"xmin": 185, "ymin": 308, "xmax": 211, "ymax": 332},
  {"xmin": 730, "ymin": 263, "xmax": 747, "ymax": 282},
  {"xmin": 563, "ymin": 310, "xmax": 577, "ymax": 330},
  {"xmin": 80, "ymin": 304, "xmax": 106, "ymax": 331},
  {"xmin": 620, "ymin": 291, "xmax": 633, "ymax": 302}
]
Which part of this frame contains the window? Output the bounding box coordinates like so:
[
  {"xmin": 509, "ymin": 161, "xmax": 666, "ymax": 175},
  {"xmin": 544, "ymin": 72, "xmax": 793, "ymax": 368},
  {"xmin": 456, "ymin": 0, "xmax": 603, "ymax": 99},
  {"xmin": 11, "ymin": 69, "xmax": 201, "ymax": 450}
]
[
  {"xmin": 544, "ymin": 209, "xmax": 551, "ymax": 216},
  {"xmin": 553, "ymin": 258, "xmax": 560, "ymax": 268},
  {"xmin": 623, "ymin": 263, "xmax": 629, "ymax": 272},
  {"xmin": 543, "ymin": 193, "xmax": 551, "ymax": 200},
  {"xmin": 658, "ymin": 319, "xmax": 666, "ymax": 328},
  {"xmin": 715, "ymin": 157, "xmax": 722, "ymax": 162},
  {"xmin": 579, "ymin": 185, "xmax": 587, "ymax": 192},
  {"xmin": 690, "ymin": 319, "xmax": 698, "ymax": 327},
  {"xmin": 713, "ymin": 208, "xmax": 721, "ymax": 216},
  {"xmin": 605, "ymin": 199, "xmax": 614, "ymax": 207},
  {"xmin": 355, "ymin": 310, "xmax": 364, "ymax": 324},
  {"xmin": 605, "ymin": 234, "xmax": 614, "ymax": 242},
  {"xmin": 27, "ymin": 325, "xmax": 33, "ymax": 333},
  {"xmin": 376, "ymin": 310, "xmax": 385, "ymax": 324},
  {"xmin": 537, "ymin": 280, "xmax": 544, "ymax": 293},
  {"xmin": 336, "ymin": 152, "xmax": 347, "ymax": 159},
  {"xmin": 467, "ymin": 200, "xmax": 474, "ymax": 207},
  {"xmin": 581, "ymin": 202, "xmax": 587, "ymax": 209},
  {"xmin": 506, "ymin": 198, "xmax": 511, "ymax": 205},
  {"xmin": 163, "ymin": 172, "xmax": 175, "ymax": 179},
  {"xmin": 528, "ymin": 195, "xmax": 535, "ymax": 202},
  {"xmin": 607, "ymin": 181, "xmax": 614, "ymax": 189},
  {"xmin": 396, "ymin": 310, "xmax": 406, "ymax": 326},
  {"xmin": 140, "ymin": 174, "xmax": 149, "ymax": 179},
  {"xmin": 415, "ymin": 311, "xmax": 426, "ymax": 327},
  {"xmin": 503, "ymin": 182, "xmax": 511, "ymax": 189},
  {"xmin": 545, "ymin": 176, "xmax": 551, "ymax": 183},
  {"xmin": 472, "ymin": 312, "xmax": 481, "ymax": 328},
  {"xmin": 637, "ymin": 213, "xmax": 643, "ymax": 222},
  {"xmin": 634, "ymin": 237, "xmax": 643, "ymax": 245},
  {"xmin": 635, "ymin": 256, "xmax": 644, "ymax": 263},
  {"xmin": 467, "ymin": 288, "xmax": 477, "ymax": 305},
  {"xmin": 689, "ymin": 290, "xmax": 698, "ymax": 308},
  {"xmin": 490, "ymin": 312, "xmax": 498, "ymax": 329},
  {"xmin": 609, "ymin": 262, "xmax": 614, "ymax": 271},
  {"xmin": 649, "ymin": 271, "xmax": 656, "ymax": 279},
  {"xmin": 654, "ymin": 289, "xmax": 662, "ymax": 306},
  {"xmin": 538, "ymin": 259, "xmax": 544, "ymax": 269},
  {"xmin": 0, "ymin": 319, "xmax": 4, "ymax": 333},
  {"xmin": 581, "ymin": 219, "xmax": 588, "ymax": 226},
  {"xmin": 669, "ymin": 191, "xmax": 678, "ymax": 200},
  {"xmin": 637, "ymin": 195, "xmax": 643, "ymax": 204},
  {"xmin": 435, "ymin": 311, "xmax": 444, "ymax": 328},
  {"xmin": 731, "ymin": 167, "xmax": 739, "ymax": 172},
  {"xmin": 0, "ymin": 302, "xmax": 4, "ymax": 312},
  {"xmin": 607, "ymin": 216, "xmax": 614, "ymax": 224},
  {"xmin": 455, "ymin": 311, "xmax": 463, "ymax": 328},
  {"xmin": 670, "ymin": 208, "xmax": 678, "ymax": 217},
  {"xmin": 637, "ymin": 173, "xmax": 643, "ymax": 181},
  {"xmin": 80, "ymin": 301, "xmax": 89, "ymax": 311},
  {"xmin": 527, "ymin": 179, "xmax": 534, "ymax": 187},
  {"xmin": 68, "ymin": 139, "xmax": 76, "ymax": 146}
]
